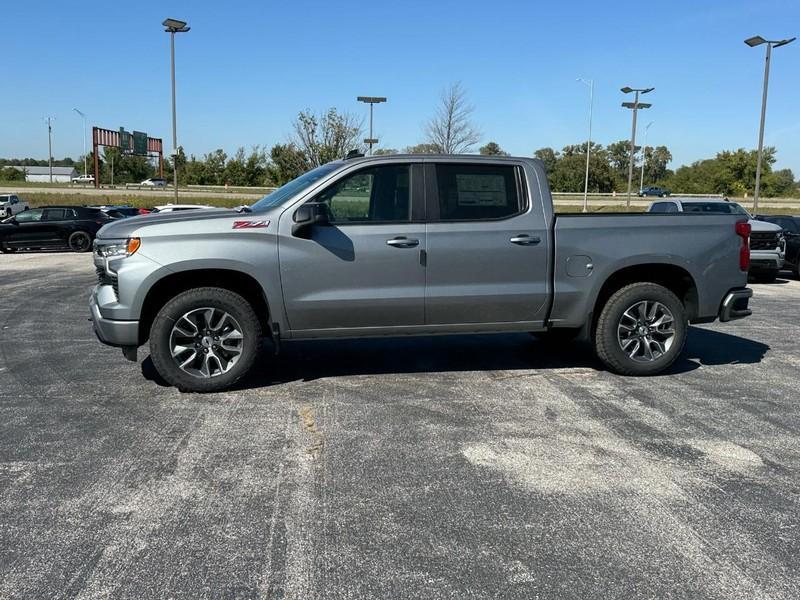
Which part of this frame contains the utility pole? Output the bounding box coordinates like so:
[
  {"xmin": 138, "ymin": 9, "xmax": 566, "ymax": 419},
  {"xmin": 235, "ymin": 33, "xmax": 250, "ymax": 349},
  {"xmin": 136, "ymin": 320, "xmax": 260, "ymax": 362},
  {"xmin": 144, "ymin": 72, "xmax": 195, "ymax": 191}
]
[
  {"xmin": 620, "ymin": 86, "xmax": 654, "ymax": 207},
  {"xmin": 45, "ymin": 117, "xmax": 55, "ymax": 184},
  {"xmin": 577, "ymin": 78, "xmax": 594, "ymax": 213},
  {"xmin": 639, "ymin": 121, "xmax": 654, "ymax": 192},
  {"xmin": 163, "ymin": 18, "xmax": 190, "ymax": 202},
  {"xmin": 357, "ymin": 96, "xmax": 387, "ymax": 155},
  {"xmin": 744, "ymin": 35, "xmax": 795, "ymax": 212}
]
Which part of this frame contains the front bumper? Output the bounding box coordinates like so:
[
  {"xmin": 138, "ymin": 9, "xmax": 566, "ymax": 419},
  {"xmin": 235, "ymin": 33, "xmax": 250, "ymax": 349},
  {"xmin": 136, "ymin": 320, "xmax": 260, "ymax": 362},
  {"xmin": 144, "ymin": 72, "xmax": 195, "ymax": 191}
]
[
  {"xmin": 749, "ymin": 250, "xmax": 784, "ymax": 272},
  {"xmin": 719, "ymin": 288, "xmax": 753, "ymax": 322},
  {"xmin": 89, "ymin": 289, "xmax": 139, "ymax": 347}
]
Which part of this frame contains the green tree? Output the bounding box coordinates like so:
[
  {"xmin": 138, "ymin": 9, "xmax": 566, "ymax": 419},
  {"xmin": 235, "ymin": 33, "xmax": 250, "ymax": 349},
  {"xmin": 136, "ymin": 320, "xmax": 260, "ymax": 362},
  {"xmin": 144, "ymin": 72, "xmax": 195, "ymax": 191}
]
[
  {"xmin": 643, "ymin": 145, "xmax": 672, "ymax": 184},
  {"xmin": 0, "ymin": 166, "xmax": 25, "ymax": 181},
  {"xmin": 533, "ymin": 147, "xmax": 558, "ymax": 173},
  {"xmin": 479, "ymin": 142, "xmax": 509, "ymax": 156},
  {"xmin": 267, "ymin": 143, "xmax": 310, "ymax": 186},
  {"xmin": 373, "ymin": 148, "xmax": 399, "ymax": 155},
  {"xmin": 405, "ymin": 143, "xmax": 440, "ymax": 154},
  {"xmin": 293, "ymin": 108, "xmax": 363, "ymax": 167}
]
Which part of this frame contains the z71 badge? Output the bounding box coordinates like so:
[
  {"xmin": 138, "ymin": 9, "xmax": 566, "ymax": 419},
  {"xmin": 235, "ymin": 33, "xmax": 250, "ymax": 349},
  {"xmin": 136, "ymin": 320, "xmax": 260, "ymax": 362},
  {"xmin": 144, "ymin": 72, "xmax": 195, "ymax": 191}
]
[{"xmin": 232, "ymin": 220, "xmax": 269, "ymax": 229}]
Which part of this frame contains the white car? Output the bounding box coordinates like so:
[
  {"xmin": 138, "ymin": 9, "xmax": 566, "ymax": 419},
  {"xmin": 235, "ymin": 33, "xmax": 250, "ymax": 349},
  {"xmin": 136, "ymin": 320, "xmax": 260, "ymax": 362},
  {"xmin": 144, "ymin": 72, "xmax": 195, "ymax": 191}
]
[
  {"xmin": 151, "ymin": 203, "xmax": 216, "ymax": 213},
  {"xmin": 141, "ymin": 177, "xmax": 168, "ymax": 187},
  {"xmin": 71, "ymin": 174, "xmax": 95, "ymax": 184},
  {"xmin": 0, "ymin": 194, "xmax": 30, "ymax": 218}
]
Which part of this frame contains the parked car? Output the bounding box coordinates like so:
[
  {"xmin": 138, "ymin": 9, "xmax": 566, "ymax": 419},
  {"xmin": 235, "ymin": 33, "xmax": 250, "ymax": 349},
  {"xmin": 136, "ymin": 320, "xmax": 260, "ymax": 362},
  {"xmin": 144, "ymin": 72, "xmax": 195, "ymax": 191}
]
[
  {"xmin": 648, "ymin": 198, "xmax": 785, "ymax": 283},
  {"xmin": 141, "ymin": 177, "xmax": 168, "ymax": 187},
  {"xmin": 90, "ymin": 205, "xmax": 142, "ymax": 219},
  {"xmin": 638, "ymin": 186, "xmax": 670, "ymax": 197},
  {"xmin": 756, "ymin": 215, "xmax": 800, "ymax": 279},
  {"xmin": 90, "ymin": 154, "xmax": 753, "ymax": 392},
  {"xmin": 0, "ymin": 206, "xmax": 110, "ymax": 253},
  {"xmin": 0, "ymin": 194, "xmax": 29, "ymax": 218},
  {"xmin": 71, "ymin": 174, "xmax": 95, "ymax": 185},
  {"xmin": 151, "ymin": 204, "xmax": 216, "ymax": 213}
]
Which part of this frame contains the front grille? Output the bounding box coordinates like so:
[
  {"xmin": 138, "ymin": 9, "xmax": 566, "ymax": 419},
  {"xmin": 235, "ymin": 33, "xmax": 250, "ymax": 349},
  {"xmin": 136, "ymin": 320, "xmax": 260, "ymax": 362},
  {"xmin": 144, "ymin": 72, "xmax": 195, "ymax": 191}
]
[
  {"xmin": 750, "ymin": 232, "xmax": 779, "ymax": 251},
  {"xmin": 96, "ymin": 265, "xmax": 119, "ymax": 297}
]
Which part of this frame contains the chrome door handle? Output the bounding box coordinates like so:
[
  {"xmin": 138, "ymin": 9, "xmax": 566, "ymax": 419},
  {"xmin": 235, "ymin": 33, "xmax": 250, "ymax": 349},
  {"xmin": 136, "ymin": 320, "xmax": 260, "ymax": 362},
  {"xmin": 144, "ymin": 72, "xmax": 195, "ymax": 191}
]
[
  {"xmin": 510, "ymin": 235, "xmax": 541, "ymax": 246},
  {"xmin": 386, "ymin": 237, "xmax": 419, "ymax": 248}
]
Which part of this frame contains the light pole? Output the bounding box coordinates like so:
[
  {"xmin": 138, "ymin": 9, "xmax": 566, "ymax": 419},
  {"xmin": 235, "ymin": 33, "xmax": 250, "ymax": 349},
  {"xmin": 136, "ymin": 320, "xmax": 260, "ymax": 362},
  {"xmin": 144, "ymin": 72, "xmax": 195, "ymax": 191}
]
[
  {"xmin": 639, "ymin": 121, "xmax": 654, "ymax": 192},
  {"xmin": 73, "ymin": 108, "xmax": 87, "ymax": 177},
  {"xmin": 357, "ymin": 96, "xmax": 387, "ymax": 155},
  {"xmin": 45, "ymin": 117, "xmax": 55, "ymax": 184},
  {"xmin": 744, "ymin": 35, "xmax": 795, "ymax": 213},
  {"xmin": 163, "ymin": 18, "xmax": 190, "ymax": 202},
  {"xmin": 577, "ymin": 78, "xmax": 593, "ymax": 213},
  {"xmin": 621, "ymin": 86, "xmax": 654, "ymax": 207}
]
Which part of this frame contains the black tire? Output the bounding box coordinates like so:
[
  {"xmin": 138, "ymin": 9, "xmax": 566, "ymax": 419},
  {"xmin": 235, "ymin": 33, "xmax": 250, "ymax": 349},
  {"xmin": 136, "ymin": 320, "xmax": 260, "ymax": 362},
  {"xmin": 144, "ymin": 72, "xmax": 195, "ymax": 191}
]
[
  {"xmin": 149, "ymin": 287, "xmax": 261, "ymax": 392},
  {"xmin": 595, "ymin": 282, "xmax": 687, "ymax": 376},
  {"xmin": 0, "ymin": 243, "xmax": 17, "ymax": 254},
  {"xmin": 68, "ymin": 230, "xmax": 93, "ymax": 252}
]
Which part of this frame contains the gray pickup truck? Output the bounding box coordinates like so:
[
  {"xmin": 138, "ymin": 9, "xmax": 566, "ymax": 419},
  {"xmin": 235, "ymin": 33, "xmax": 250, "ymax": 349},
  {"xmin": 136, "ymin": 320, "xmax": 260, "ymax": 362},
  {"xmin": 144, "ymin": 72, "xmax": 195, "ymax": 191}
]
[{"xmin": 89, "ymin": 155, "xmax": 753, "ymax": 392}]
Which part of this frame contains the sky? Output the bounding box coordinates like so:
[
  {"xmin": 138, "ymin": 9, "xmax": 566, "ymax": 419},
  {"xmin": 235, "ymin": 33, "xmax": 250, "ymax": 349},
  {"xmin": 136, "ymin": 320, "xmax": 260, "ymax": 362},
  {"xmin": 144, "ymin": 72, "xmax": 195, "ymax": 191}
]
[{"xmin": 2, "ymin": 0, "xmax": 799, "ymax": 173}]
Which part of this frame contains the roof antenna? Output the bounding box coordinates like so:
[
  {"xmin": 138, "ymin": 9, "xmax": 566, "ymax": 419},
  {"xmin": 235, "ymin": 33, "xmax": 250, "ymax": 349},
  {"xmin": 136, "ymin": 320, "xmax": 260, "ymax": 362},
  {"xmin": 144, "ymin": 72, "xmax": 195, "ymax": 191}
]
[{"xmin": 345, "ymin": 149, "xmax": 364, "ymax": 160}]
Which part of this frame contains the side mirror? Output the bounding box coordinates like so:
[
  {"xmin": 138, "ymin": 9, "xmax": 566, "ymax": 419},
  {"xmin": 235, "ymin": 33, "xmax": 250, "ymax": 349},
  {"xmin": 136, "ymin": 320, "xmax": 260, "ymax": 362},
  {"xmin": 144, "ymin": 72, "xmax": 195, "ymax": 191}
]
[{"xmin": 292, "ymin": 202, "xmax": 329, "ymax": 237}]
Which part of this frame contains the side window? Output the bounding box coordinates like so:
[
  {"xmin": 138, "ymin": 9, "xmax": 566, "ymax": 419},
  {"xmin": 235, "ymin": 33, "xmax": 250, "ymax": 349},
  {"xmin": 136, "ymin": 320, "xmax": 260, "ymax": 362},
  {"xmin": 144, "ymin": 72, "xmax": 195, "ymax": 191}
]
[
  {"xmin": 314, "ymin": 164, "xmax": 411, "ymax": 223},
  {"xmin": 434, "ymin": 163, "xmax": 521, "ymax": 221},
  {"xmin": 11, "ymin": 196, "xmax": 18, "ymax": 204},
  {"xmin": 15, "ymin": 209, "xmax": 44, "ymax": 223},
  {"xmin": 43, "ymin": 208, "xmax": 67, "ymax": 221}
]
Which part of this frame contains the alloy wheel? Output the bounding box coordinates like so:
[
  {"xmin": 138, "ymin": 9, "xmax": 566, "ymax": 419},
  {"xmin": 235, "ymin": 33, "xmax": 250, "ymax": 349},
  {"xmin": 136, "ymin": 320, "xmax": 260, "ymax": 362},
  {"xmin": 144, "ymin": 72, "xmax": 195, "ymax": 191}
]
[
  {"xmin": 616, "ymin": 300, "xmax": 676, "ymax": 362},
  {"xmin": 169, "ymin": 308, "xmax": 244, "ymax": 378}
]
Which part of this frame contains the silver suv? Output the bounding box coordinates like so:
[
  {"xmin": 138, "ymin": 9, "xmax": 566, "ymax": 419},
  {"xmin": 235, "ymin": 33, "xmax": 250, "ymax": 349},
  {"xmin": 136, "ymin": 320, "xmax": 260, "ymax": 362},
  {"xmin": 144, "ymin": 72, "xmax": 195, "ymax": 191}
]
[{"xmin": 648, "ymin": 198, "xmax": 785, "ymax": 282}]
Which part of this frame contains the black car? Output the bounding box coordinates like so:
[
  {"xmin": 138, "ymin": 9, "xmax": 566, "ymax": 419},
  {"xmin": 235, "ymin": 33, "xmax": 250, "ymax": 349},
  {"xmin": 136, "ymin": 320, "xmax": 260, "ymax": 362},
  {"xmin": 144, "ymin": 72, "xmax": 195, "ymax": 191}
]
[
  {"xmin": 90, "ymin": 205, "xmax": 142, "ymax": 219},
  {"xmin": 0, "ymin": 206, "xmax": 111, "ymax": 253},
  {"xmin": 757, "ymin": 214, "xmax": 800, "ymax": 278},
  {"xmin": 638, "ymin": 186, "xmax": 671, "ymax": 197}
]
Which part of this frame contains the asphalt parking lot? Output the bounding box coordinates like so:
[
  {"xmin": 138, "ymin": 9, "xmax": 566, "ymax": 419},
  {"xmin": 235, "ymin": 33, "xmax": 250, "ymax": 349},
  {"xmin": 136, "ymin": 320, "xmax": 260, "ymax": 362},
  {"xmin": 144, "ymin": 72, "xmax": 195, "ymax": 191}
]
[{"xmin": 1, "ymin": 252, "xmax": 799, "ymax": 599}]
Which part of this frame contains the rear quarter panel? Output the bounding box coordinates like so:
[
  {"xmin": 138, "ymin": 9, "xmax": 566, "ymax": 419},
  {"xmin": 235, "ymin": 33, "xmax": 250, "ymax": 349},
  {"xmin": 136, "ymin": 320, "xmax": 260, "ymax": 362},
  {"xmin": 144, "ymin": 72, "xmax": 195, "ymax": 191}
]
[{"xmin": 550, "ymin": 214, "xmax": 748, "ymax": 327}]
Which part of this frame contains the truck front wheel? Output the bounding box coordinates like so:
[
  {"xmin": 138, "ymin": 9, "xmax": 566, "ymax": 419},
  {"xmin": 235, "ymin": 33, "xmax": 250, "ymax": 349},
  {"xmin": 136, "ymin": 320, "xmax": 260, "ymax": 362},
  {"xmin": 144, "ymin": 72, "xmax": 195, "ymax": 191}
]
[
  {"xmin": 594, "ymin": 282, "xmax": 687, "ymax": 376},
  {"xmin": 149, "ymin": 287, "xmax": 261, "ymax": 392}
]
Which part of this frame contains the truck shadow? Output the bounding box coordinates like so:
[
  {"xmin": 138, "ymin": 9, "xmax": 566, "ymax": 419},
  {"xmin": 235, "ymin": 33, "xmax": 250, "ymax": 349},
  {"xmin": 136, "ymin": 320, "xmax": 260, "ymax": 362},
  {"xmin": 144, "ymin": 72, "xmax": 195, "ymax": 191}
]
[{"xmin": 141, "ymin": 326, "xmax": 769, "ymax": 390}]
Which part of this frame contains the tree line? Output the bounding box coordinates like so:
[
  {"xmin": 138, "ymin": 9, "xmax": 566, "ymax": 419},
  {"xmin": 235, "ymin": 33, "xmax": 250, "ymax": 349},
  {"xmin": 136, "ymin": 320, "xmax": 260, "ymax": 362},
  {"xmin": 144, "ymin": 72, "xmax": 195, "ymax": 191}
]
[{"xmin": 1, "ymin": 82, "xmax": 797, "ymax": 196}]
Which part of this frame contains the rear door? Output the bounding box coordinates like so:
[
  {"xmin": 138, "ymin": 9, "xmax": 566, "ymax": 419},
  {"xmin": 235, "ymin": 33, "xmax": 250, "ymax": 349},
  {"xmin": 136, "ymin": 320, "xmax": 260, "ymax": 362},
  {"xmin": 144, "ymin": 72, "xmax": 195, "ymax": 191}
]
[
  {"xmin": 279, "ymin": 162, "xmax": 426, "ymax": 332},
  {"xmin": 424, "ymin": 161, "xmax": 550, "ymax": 325}
]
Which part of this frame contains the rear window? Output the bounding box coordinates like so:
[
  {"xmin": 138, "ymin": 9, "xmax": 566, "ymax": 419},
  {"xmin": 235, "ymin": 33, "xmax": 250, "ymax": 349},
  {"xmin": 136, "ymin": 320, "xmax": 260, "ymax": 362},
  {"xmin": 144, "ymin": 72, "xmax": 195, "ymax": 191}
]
[
  {"xmin": 681, "ymin": 202, "xmax": 749, "ymax": 215},
  {"xmin": 650, "ymin": 202, "xmax": 677, "ymax": 213},
  {"xmin": 435, "ymin": 163, "xmax": 521, "ymax": 221}
]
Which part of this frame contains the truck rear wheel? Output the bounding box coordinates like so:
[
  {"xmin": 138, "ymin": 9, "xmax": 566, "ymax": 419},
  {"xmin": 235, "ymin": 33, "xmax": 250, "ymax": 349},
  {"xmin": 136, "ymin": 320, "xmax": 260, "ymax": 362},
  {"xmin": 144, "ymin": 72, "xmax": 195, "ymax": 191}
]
[
  {"xmin": 594, "ymin": 282, "xmax": 687, "ymax": 376},
  {"xmin": 149, "ymin": 287, "xmax": 261, "ymax": 392}
]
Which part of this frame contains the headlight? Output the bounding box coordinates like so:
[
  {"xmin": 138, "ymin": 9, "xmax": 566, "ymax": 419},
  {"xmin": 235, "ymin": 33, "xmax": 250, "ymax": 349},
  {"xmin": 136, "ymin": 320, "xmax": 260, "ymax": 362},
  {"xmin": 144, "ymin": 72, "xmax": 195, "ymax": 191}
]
[{"xmin": 95, "ymin": 238, "xmax": 141, "ymax": 258}]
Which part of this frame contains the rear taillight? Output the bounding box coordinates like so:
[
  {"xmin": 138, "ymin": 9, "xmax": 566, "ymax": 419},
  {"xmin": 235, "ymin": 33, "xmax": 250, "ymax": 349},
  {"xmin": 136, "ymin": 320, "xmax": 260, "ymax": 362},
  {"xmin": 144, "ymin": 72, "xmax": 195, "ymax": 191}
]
[{"xmin": 736, "ymin": 221, "xmax": 751, "ymax": 271}]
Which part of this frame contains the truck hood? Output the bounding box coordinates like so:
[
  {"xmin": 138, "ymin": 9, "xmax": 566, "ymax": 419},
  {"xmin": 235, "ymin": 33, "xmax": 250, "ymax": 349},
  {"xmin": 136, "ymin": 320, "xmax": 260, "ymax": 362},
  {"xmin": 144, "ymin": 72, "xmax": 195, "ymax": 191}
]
[
  {"xmin": 748, "ymin": 219, "xmax": 782, "ymax": 233},
  {"xmin": 96, "ymin": 209, "xmax": 238, "ymax": 239}
]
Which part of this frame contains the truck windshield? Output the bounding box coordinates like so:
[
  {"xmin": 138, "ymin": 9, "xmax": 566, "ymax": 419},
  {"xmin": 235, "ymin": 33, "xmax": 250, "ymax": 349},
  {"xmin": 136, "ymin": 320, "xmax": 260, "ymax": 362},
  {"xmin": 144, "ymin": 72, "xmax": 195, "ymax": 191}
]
[
  {"xmin": 251, "ymin": 163, "xmax": 341, "ymax": 212},
  {"xmin": 682, "ymin": 202, "xmax": 750, "ymax": 216}
]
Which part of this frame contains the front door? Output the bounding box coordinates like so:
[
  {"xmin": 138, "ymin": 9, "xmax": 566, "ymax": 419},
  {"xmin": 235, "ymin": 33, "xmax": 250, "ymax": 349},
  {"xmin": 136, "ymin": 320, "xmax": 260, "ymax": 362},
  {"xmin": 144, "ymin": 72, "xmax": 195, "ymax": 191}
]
[
  {"xmin": 279, "ymin": 162, "xmax": 426, "ymax": 333},
  {"xmin": 5, "ymin": 208, "xmax": 47, "ymax": 246},
  {"xmin": 424, "ymin": 162, "xmax": 550, "ymax": 326}
]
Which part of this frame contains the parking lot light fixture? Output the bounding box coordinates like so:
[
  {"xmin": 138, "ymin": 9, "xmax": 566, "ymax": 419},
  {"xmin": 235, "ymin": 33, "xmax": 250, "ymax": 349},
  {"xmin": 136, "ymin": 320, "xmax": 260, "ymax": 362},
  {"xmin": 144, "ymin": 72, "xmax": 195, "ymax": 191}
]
[
  {"xmin": 163, "ymin": 18, "xmax": 190, "ymax": 202},
  {"xmin": 357, "ymin": 96, "xmax": 387, "ymax": 155},
  {"xmin": 744, "ymin": 35, "xmax": 796, "ymax": 213},
  {"xmin": 621, "ymin": 86, "xmax": 654, "ymax": 207}
]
